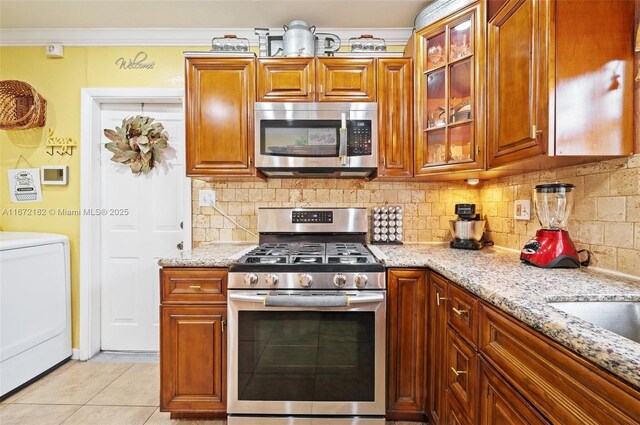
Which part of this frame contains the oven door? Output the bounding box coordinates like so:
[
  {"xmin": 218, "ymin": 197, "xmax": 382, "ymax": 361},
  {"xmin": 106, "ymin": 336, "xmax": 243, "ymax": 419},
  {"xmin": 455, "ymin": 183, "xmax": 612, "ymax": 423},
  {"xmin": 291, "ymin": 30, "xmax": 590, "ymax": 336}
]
[{"xmin": 227, "ymin": 290, "xmax": 386, "ymax": 416}]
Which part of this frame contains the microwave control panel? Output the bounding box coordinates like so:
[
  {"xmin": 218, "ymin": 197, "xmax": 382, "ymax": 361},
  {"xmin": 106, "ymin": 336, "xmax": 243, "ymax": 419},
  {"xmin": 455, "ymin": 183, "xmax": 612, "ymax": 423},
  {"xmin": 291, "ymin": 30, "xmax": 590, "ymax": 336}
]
[{"xmin": 347, "ymin": 121, "xmax": 372, "ymax": 156}]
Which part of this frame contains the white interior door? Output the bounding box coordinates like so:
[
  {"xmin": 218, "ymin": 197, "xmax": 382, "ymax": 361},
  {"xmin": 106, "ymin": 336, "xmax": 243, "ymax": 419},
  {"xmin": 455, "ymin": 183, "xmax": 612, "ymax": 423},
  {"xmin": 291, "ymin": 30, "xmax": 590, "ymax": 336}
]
[{"xmin": 100, "ymin": 103, "xmax": 185, "ymax": 351}]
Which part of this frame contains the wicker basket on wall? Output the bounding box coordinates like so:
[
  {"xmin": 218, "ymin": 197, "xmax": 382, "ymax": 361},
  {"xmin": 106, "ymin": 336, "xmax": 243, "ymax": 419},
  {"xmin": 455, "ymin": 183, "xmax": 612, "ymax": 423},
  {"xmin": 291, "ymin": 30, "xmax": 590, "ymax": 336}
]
[{"xmin": 0, "ymin": 80, "xmax": 47, "ymax": 130}]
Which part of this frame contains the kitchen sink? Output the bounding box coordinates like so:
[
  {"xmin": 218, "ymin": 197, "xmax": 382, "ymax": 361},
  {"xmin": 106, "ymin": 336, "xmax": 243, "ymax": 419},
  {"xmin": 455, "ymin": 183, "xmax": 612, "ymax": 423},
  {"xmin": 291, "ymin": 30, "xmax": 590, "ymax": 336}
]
[{"xmin": 548, "ymin": 301, "xmax": 640, "ymax": 344}]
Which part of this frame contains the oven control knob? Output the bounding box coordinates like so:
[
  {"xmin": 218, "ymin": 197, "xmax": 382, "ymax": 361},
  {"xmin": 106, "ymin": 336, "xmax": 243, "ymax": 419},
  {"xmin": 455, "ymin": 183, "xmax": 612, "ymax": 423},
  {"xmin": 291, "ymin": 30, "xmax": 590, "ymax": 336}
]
[
  {"xmin": 333, "ymin": 273, "xmax": 347, "ymax": 288},
  {"xmin": 265, "ymin": 273, "xmax": 279, "ymax": 287},
  {"xmin": 244, "ymin": 273, "xmax": 258, "ymax": 286},
  {"xmin": 298, "ymin": 273, "xmax": 313, "ymax": 287},
  {"xmin": 355, "ymin": 273, "xmax": 368, "ymax": 288}
]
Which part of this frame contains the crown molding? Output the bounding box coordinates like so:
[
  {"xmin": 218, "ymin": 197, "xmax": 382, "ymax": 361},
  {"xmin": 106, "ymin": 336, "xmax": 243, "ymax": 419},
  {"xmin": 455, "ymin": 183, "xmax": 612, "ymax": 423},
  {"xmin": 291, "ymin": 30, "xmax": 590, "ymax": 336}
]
[{"xmin": 0, "ymin": 27, "xmax": 413, "ymax": 47}]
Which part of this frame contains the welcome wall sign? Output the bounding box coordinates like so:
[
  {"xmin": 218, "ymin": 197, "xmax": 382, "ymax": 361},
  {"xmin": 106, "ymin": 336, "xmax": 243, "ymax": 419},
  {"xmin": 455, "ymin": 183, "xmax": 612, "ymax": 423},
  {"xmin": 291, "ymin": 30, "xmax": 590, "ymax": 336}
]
[{"xmin": 115, "ymin": 51, "xmax": 155, "ymax": 70}]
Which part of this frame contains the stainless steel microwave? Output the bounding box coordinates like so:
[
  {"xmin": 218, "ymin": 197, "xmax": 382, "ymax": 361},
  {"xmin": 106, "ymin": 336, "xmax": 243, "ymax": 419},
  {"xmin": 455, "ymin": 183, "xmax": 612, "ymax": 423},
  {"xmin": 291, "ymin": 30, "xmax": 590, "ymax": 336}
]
[{"xmin": 254, "ymin": 102, "xmax": 378, "ymax": 178}]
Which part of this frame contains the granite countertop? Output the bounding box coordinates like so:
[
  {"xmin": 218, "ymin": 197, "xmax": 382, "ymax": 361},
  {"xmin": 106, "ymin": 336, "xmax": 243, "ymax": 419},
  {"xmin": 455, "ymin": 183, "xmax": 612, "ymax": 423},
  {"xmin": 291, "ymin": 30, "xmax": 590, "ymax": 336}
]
[
  {"xmin": 160, "ymin": 241, "xmax": 640, "ymax": 389},
  {"xmin": 374, "ymin": 243, "xmax": 640, "ymax": 389},
  {"xmin": 158, "ymin": 242, "xmax": 257, "ymax": 267}
]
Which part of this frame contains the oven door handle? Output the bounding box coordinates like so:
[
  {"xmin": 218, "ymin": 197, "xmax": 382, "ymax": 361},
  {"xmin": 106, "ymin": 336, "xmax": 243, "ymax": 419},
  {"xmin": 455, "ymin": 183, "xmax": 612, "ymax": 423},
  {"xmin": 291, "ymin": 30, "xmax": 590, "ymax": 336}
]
[{"xmin": 228, "ymin": 292, "xmax": 384, "ymax": 307}]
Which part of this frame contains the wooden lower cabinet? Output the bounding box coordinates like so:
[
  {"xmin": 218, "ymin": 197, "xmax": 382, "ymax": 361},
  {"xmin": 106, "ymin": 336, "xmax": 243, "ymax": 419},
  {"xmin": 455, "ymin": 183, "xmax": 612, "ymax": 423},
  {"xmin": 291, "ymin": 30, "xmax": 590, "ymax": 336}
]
[
  {"xmin": 428, "ymin": 272, "xmax": 640, "ymax": 424},
  {"xmin": 160, "ymin": 306, "xmax": 226, "ymax": 416},
  {"xmin": 386, "ymin": 268, "xmax": 427, "ymax": 421},
  {"xmin": 160, "ymin": 268, "xmax": 227, "ymax": 417},
  {"xmin": 479, "ymin": 360, "xmax": 548, "ymax": 425},
  {"xmin": 426, "ymin": 273, "xmax": 448, "ymax": 424},
  {"xmin": 479, "ymin": 303, "xmax": 640, "ymax": 425}
]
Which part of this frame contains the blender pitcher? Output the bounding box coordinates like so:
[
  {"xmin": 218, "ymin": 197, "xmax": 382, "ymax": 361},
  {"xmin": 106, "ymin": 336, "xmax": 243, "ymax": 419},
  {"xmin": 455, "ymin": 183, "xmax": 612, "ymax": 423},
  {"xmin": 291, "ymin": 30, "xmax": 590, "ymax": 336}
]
[{"xmin": 535, "ymin": 183, "xmax": 575, "ymax": 229}]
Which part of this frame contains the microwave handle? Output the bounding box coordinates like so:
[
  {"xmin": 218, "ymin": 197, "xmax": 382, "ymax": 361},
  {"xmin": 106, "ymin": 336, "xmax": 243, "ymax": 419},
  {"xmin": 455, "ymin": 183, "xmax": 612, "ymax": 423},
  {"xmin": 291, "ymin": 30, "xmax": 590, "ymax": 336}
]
[{"xmin": 339, "ymin": 113, "xmax": 348, "ymax": 166}]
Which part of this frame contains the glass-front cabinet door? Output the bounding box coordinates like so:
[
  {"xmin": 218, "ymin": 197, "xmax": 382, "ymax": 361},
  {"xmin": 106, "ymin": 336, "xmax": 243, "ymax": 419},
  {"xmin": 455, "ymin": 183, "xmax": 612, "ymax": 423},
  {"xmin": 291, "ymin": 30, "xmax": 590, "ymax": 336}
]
[{"xmin": 415, "ymin": 3, "xmax": 485, "ymax": 175}]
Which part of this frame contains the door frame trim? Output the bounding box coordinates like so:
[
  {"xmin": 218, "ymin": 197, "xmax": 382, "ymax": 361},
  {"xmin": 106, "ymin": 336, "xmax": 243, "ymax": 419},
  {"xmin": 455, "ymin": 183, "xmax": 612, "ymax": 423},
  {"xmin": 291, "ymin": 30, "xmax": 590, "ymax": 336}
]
[{"xmin": 79, "ymin": 88, "xmax": 189, "ymax": 360}]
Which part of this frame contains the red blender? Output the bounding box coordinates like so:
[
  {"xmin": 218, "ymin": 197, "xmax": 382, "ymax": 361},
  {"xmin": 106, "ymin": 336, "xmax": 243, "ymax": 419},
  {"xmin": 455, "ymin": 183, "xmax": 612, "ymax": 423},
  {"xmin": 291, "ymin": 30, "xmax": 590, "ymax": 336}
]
[{"xmin": 520, "ymin": 183, "xmax": 588, "ymax": 268}]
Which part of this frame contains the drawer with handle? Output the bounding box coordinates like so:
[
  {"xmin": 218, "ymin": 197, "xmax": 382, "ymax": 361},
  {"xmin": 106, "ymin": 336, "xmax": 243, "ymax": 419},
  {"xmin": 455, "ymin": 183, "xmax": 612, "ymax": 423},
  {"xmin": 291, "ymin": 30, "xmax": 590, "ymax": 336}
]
[
  {"xmin": 448, "ymin": 283, "xmax": 479, "ymax": 347},
  {"xmin": 446, "ymin": 326, "xmax": 478, "ymax": 423},
  {"xmin": 161, "ymin": 268, "xmax": 227, "ymax": 304}
]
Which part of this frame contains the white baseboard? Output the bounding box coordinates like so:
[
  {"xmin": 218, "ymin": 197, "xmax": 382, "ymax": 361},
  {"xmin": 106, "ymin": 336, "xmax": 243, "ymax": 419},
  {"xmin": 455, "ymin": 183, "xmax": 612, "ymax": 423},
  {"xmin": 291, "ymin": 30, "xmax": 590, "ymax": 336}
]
[{"xmin": 71, "ymin": 348, "xmax": 82, "ymax": 360}]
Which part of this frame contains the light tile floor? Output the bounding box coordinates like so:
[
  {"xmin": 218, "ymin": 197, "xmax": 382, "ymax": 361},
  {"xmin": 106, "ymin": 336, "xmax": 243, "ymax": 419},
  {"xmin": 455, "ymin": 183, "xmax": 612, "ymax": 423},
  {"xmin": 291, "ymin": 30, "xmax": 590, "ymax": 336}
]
[{"xmin": 0, "ymin": 353, "xmax": 426, "ymax": 425}]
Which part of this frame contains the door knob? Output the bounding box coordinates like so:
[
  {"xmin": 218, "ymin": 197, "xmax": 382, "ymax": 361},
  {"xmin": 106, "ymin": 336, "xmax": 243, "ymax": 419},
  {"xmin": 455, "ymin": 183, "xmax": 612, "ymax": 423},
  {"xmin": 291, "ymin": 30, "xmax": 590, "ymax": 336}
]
[{"xmin": 177, "ymin": 241, "xmax": 184, "ymax": 250}]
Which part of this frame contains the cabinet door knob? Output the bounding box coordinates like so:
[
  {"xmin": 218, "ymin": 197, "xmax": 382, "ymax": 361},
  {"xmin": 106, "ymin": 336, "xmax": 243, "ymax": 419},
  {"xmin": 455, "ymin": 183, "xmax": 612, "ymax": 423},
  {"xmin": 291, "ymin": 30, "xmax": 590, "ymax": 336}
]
[
  {"xmin": 189, "ymin": 285, "xmax": 201, "ymax": 289},
  {"xmin": 221, "ymin": 320, "xmax": 226, "ymax": 333},
  {"xmin": 452, "ymin": 307, "xmax": 468, "ymax": 316},
  {"xmin": 451, "ymin": 367, "xmax": 467, "ymax": 377},
  {"xmin": 436, "ymin": 293, "xmax": 449, "ymax": 306}
]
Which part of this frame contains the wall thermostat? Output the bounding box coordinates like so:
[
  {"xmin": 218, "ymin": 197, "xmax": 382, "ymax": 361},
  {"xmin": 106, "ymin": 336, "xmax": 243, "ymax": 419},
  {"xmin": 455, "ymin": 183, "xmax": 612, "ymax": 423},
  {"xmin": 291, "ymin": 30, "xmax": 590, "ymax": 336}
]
[{"xmin": 41, "ymin": 166, "xmax": 68, "ymax": 185}]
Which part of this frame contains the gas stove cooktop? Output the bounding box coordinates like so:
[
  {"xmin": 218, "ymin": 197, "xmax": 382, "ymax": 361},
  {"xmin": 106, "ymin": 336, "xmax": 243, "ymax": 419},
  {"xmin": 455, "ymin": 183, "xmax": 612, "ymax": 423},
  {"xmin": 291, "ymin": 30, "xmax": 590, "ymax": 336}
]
[
  {"xmin": 230, "ymin": 242, "xmax": 384, "ymax": 273},
  {"xmin": 241, "ymin": 242, "xmax": 377, "ymax": 264},
  {"xmin": 228, "ymin": 208, "xmax": 386, "ymax": 290}
]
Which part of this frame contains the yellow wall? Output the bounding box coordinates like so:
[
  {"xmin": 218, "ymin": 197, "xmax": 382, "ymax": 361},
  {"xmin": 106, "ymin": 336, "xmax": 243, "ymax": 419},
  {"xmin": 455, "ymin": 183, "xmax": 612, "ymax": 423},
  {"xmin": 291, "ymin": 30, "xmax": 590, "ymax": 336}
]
[
  {"xmin": 0, "ymin": 45, "xmax": 407, "ymax": 349},
  {"xmin": 0, "ymin": 46, "xmax": 193, "ymax": 348}
]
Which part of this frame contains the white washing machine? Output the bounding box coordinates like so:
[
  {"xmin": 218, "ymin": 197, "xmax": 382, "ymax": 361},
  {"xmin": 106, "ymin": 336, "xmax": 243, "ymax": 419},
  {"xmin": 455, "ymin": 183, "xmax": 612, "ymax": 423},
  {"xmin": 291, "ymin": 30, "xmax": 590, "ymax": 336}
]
[{"xmin": 0, "ymin": 232, "xmax": 72, "ymax": 397}]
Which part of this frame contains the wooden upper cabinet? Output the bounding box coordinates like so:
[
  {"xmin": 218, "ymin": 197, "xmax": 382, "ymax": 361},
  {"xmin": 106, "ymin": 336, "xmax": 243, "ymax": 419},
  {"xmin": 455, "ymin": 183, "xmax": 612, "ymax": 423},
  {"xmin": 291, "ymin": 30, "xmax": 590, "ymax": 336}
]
[
  {"xmin": 552, "ymin": 0, "xmax": 633, "ymax": 156},
  {"xmin": 386, "ymin": 268, "xmax": 427, "ymax": 421},
  {"xmin": 185, "ymin": 57, "xmax": 255, "ymax": 176},
  {"xmin": 415, "ymin": 3, "xmax": 486, "ymax": 176},
  {"xmin": 487, "ymin": 0, "xmax": 547, "ymax": 168},
  {"xmin": 377, "ymin": 58, "xmax": 413, "ymax": 178},
  {"xmin": 317, "ymin": 57, "xmax": 376, "ymax": 102},
  {"xmin": 488, "ymin": 0, "xmax": 633, "ymax": 168},
  {"xmin": 257, "ymin": 58, "xmax": 315, "ymax": 101}
]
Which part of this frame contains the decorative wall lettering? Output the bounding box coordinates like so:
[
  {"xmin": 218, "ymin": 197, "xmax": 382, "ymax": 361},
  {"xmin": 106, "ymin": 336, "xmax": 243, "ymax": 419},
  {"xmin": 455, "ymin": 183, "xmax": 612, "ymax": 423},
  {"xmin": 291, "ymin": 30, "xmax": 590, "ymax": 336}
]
[
  {"xmin": 46, "ymin": 128, "xmax": 77, "ymax": 156},
  {"xmin": 115, "ymin": 51, "xmax": 156, "ymax": 70}
]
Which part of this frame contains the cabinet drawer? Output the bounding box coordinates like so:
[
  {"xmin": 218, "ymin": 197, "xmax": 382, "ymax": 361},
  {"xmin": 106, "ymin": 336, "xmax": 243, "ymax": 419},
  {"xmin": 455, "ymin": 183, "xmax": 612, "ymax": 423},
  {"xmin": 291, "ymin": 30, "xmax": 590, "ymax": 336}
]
[
  {"xmin": 479, "ymin": 359, "xmax": 549, "ymax": 425},
  {"xmin": 161, "ymin": 268, "xmax": 227, "ymax": 304},
  {"xmin": 446, "ymin": 327, "xmax": 478, "ymax": 422},
  {"xmin": 479, "ymin": 303, "xmax": 640, "ymax": 425},
  {"xmin": 446, "ymin": 388, "xmax": 472, "ymax": 425},
  {"xmin": 448, "ymin": 284, "xmax": 479, "ymax": 347}
]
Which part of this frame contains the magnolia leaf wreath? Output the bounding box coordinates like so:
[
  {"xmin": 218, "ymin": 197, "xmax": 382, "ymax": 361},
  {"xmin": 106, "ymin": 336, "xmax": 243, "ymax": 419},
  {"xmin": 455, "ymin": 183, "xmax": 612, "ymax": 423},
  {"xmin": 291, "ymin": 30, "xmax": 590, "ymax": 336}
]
[{"xmin": 103, "ymin": 115, "xmax": 169, "ymax": 174}]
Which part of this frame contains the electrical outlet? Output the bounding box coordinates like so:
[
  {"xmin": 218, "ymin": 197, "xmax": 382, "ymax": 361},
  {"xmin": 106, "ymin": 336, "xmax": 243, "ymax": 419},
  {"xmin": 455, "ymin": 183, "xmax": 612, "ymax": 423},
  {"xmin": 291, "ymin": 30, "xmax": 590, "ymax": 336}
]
[
  {"xmin": 514, "ymin": 199, "xmax": 531, "ymax": 220},
  {"xmin": 199, "ymin": 190, "xmax": 216, "ymax": 207}
]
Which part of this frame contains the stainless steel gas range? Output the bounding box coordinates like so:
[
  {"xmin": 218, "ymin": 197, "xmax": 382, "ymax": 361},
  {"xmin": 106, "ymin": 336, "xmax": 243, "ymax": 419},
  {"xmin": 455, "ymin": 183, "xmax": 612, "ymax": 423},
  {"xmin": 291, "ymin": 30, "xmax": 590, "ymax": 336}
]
[{"xmin": 227, "ymin": 208, "xmax": 386, "ymax": 425}]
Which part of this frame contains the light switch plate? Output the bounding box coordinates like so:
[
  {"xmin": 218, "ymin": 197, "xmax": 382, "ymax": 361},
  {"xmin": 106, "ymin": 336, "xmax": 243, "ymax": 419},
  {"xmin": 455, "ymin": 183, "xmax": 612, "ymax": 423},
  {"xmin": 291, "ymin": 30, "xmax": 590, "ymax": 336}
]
[
  {"xmin": 198, "ymin": 190, "xmax": 215, "ymax": 207},
  {"xmin": 514, "ymin": 200, "xmax": 531, "ymax": 220}
]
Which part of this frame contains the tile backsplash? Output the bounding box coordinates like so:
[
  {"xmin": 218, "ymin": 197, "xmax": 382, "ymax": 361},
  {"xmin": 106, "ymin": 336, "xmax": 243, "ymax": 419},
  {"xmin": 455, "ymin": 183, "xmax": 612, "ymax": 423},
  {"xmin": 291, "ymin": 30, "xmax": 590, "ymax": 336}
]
[
  {"xmin": 480, "ymin": 154, "xmax": 640, "ymax": 276},
  {"xmin": 192, "ymin": 154, "xmax": 640, "ymax": 277},
  {"xmin": 192, "ymin": 179, "xmax": 480, "ymax": 245}
]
